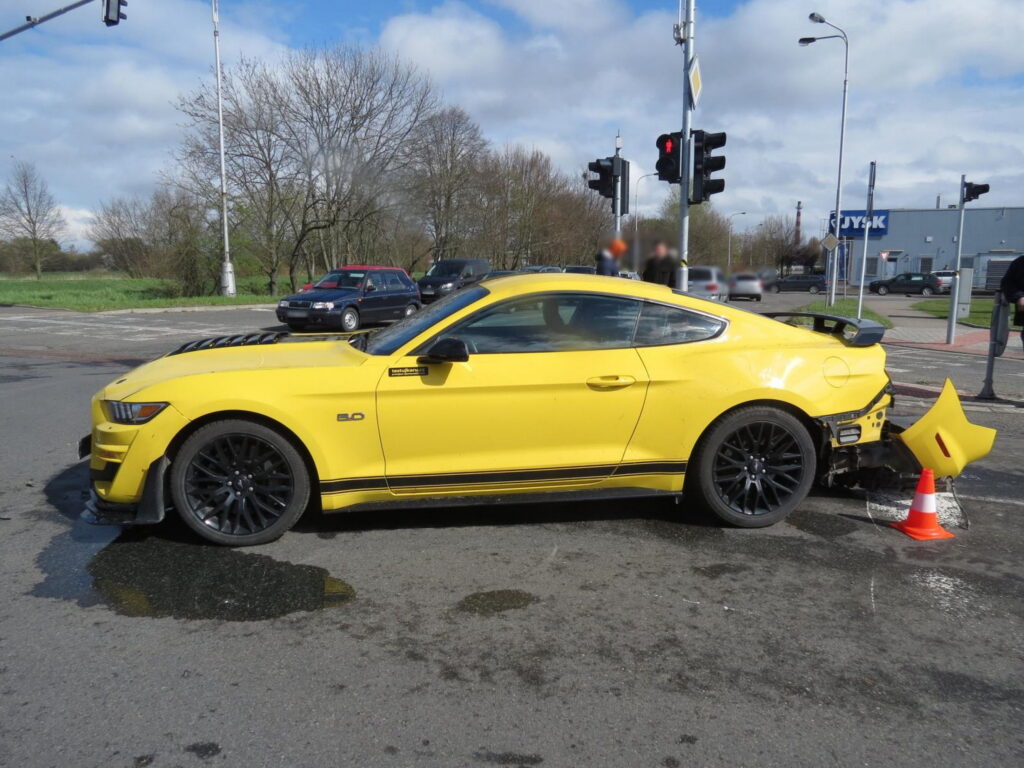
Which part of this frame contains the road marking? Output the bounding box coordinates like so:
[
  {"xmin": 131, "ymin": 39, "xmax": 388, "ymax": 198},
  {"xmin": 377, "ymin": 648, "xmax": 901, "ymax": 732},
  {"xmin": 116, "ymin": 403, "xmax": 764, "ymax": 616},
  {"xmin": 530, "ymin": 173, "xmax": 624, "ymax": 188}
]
[{"xmin": 956, "ymin": 494, "xmax": 1024, "ymax": 507}]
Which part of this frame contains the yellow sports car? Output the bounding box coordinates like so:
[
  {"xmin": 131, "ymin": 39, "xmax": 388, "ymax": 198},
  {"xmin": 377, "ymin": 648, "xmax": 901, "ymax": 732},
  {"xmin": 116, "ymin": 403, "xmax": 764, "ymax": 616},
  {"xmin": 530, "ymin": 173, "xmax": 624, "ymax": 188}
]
[{"xmin": 81, "ymin": 273, "xmax": 995, "ymax": 546}]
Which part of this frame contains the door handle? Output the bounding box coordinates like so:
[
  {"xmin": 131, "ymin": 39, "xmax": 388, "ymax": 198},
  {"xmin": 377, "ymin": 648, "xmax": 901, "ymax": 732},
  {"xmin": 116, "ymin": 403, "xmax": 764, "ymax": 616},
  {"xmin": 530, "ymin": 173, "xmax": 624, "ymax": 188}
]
[{"xmin": 586, "ymin": 375, "xmax": 636, "ymax": 390}]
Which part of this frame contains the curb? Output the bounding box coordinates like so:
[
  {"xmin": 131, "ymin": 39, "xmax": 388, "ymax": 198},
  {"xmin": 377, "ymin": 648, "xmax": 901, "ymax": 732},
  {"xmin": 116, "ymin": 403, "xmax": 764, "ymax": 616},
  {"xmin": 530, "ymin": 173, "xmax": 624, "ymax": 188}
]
[
  {"xmin": 893, "ymin": 382, "xmax": 1023, "ymax": 412},
  {"xmin": 96, "ymin": 304, "xmax": 277, "ymax": 315},
  {"xmin": 883, "ymin": 339, "xmax": 1024, "ymax": 362}
]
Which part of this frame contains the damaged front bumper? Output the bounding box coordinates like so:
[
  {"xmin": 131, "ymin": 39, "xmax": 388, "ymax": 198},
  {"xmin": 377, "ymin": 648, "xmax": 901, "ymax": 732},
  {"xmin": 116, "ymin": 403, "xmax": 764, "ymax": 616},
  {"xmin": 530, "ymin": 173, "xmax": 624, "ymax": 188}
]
[{"xmin": 826, "ymin": 379, "xmax": 996, "ymax": 489}]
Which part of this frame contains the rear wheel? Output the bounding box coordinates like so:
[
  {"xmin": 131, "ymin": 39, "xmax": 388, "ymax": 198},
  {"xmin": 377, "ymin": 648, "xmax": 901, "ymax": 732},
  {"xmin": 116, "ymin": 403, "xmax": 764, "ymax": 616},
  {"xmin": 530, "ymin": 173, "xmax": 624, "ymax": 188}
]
[
  {"xmin": 921, "ymin": 286, "xmax": 935, "ymax": 296},
  {"xmin": 809, "ymin": 284, "xmax": 820, "ymax": 294},
  {"xmin": 877, "ymin": 285, "xmax": 889, "ymax": 296},
  {"xmin": 170, "ymin": 419, "xmax": 311, "ymax": 546},
  {"xmin": 690, "ymin": 406, "xmax": 816, "ymax": 528},
  {"xmin": 404, "ymin": 302, "xmax": 419, "ymax": 317}
]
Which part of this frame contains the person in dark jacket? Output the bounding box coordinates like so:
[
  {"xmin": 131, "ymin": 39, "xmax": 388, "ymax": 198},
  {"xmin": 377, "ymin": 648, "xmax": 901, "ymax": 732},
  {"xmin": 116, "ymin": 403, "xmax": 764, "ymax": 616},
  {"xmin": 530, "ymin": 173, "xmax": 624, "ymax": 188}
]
[
  {"xmin": 642, "ymin": 240, "xmax": 678, "ymax": 288},
  {"xmin": 595, "ymin": 238, "xmax": 627, "ymax": 276},
  {"xmin": 1000, "ymin": 254, "xmax": 1024, "ymax": 350}
]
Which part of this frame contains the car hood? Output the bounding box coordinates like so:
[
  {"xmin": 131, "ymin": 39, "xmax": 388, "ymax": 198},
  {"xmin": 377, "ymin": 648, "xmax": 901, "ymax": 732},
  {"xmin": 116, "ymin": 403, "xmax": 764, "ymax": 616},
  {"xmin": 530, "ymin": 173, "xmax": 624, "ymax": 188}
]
[
  {"xmin": 101, "ymin": 334, "xmax": 369, "ymax": 401},
  {"xmin": 282, "ymin": 288, "xmax": 359, "ymax": 302}
]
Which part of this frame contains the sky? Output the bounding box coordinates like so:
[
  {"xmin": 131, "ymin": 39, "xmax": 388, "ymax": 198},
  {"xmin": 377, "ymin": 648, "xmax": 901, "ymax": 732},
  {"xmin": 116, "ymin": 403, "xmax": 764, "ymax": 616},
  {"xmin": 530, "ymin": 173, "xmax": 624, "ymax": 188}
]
[{"xmin": 2, "ymin": 0, "xmax": 1023, "ymax": 249}]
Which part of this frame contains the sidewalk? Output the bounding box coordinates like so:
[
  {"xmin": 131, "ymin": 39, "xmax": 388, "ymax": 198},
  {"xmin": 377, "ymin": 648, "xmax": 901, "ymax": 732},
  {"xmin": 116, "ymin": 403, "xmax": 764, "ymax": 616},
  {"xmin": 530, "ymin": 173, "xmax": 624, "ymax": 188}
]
[{"xmin": 876, "ymin": 300, "xmax": 1024, "ymax": 360}]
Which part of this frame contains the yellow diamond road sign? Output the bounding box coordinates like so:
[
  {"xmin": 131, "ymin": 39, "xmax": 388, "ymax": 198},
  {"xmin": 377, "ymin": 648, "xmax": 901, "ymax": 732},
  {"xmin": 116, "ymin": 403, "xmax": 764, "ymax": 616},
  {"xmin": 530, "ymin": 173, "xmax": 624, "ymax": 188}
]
[{"xmin": 688, "ymin": 56, "xmax": 702, "ymax": 108}]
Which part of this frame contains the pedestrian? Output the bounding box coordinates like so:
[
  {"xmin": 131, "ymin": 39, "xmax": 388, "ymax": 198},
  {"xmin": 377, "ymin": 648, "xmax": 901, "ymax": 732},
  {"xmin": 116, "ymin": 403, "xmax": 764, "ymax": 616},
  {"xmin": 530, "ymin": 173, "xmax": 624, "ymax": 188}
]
[
  {"xmin": 595, "ymin": 238, "xmax": 628, "ymax": 277},
  {"xmin": 642, "ymin": 240, "xmax": 678, "ymax": 288},
  {"xmin": 1000, "ymin": 254, "xmax": 1024, "ymax": 351}
]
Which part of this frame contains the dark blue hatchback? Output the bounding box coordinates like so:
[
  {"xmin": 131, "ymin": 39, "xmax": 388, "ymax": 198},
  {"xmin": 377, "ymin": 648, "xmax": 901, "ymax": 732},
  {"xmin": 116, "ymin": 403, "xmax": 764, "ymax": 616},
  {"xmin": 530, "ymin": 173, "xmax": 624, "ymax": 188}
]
[{"xmin": 276, "ymin": 266, "xmax": 421, "ymax": 332}]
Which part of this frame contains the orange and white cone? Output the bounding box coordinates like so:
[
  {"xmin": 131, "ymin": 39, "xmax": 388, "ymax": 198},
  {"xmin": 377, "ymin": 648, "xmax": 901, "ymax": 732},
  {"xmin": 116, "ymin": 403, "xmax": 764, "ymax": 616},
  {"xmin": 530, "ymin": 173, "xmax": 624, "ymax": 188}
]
[{"xmin": 890, "ymin": 468, "xmax": 955, "ymax": 541}]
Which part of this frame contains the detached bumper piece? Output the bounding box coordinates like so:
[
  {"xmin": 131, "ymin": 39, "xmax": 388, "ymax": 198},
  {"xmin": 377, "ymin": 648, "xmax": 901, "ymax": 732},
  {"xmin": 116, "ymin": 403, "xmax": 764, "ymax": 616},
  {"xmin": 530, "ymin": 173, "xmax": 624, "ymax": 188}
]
[{"xmin": 83, "ymin": 456, "xmax": 171, "ymax": 526}]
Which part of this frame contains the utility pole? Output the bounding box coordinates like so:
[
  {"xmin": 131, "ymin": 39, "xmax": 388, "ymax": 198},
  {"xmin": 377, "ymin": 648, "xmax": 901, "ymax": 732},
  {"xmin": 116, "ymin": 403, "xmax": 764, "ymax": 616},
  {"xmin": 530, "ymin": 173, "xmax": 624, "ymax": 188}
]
[
  {"xmin": 855, "ymin": 161, "xmax": 876, "ymax": 320},
  {"xmin": 675, "ymin": 0, "xmax": 695, "ymax": 292},
  {"xmin": 946, "ymin": 176, "xmax": 968, "ymax": 344},
  {"xmin": 212, "ymin": 0, "xmax": 236, "ymax": 297}
]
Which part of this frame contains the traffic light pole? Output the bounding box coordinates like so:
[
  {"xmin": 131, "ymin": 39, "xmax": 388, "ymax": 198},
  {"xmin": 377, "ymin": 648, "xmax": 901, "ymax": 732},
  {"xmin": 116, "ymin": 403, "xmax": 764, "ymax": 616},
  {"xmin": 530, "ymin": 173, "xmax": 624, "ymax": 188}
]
[
  {"xmin": 0, "ymin": 0, "xmax": 96, "ymax": 42},
  {"xmin": 675, "ymin": 0, "xmax": 695, "ymax": 292},
  {"xmin": 613, "ymin": 135, "xmax": 622, "ymax": 237},
  {"xmin": 945, "ymin": 175, "xmax": 967, "ymax": 345}
]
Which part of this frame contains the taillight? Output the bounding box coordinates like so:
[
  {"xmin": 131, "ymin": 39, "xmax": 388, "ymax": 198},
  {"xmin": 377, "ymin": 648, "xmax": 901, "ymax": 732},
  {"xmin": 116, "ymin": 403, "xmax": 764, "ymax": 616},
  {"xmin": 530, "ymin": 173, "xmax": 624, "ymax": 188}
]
[{"xmin": 707, "ymin": 283, "xmax": 719, "ymax": 291}]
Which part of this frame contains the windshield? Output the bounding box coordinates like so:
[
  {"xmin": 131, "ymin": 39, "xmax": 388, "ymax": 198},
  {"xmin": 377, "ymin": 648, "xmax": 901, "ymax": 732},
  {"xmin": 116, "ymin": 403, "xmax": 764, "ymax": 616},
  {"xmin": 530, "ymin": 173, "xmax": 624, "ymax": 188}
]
[
  {"xmin": 363, "ymin": 285, "xmax": 490, "ymax": 355},
  {"xmin": 689, "ymin": 268, "xmax": 713, "ymax": 282},
  {"xmin": 425, "ymin": 261, "xmax": 464, "ymax": 277},
  {"xmin": 315, "ymin": 270, "xmax": 364, "ymax": 289}
]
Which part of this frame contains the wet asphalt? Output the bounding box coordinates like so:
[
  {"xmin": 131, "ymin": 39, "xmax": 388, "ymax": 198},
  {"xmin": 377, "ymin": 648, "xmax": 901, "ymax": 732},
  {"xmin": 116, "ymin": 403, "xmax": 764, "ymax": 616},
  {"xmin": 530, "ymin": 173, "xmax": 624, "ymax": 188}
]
[{"xmin": 0, "ymin": 304, "xmax": 1022, "ymax": 767}]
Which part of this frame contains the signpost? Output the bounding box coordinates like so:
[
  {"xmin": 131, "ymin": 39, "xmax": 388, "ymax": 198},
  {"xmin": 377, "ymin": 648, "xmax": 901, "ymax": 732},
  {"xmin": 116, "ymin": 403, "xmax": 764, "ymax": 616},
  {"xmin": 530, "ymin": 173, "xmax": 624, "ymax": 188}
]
[{"xmin": 855, "ymin": 161, "xmax": 876, "ymax": 320}]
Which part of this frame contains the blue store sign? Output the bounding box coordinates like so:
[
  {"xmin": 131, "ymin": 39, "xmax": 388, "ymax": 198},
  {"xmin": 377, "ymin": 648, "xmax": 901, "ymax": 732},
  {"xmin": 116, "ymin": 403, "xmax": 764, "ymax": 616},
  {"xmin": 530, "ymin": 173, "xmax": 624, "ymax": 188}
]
[{"xmin": 828, "ymin": 209, "xmax": 889, "ymax": 237}]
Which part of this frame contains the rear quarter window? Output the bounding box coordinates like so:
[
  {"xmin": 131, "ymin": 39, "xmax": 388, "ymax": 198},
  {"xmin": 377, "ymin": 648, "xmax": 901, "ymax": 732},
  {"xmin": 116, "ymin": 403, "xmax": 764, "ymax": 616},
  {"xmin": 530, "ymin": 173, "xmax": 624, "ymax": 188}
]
[{"xmin": 634, "ymin": 302, "xmax": 724, "ymax": 346}]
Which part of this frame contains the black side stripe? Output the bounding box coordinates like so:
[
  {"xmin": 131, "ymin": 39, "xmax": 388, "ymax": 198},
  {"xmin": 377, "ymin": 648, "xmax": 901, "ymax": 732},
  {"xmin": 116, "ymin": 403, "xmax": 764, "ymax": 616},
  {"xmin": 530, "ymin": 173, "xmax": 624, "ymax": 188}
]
[{"xmin": 320, "ymin": 461, "xmax": 687, "ymax": 495}]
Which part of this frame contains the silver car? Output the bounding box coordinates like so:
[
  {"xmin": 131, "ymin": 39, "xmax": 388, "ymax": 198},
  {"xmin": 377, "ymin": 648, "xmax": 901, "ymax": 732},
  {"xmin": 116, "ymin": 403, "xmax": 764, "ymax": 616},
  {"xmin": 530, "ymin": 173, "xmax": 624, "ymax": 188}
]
[
  {"xmin": 685, "ymin": 266, "xmax": 725, "ymax": 301},
  {"xmin": 728, "ymin": 272, "xmax": 763, "ymax": 301},
  {"xmin": 932, "ymin": 270, "xmax": 955, "ymax": 293}
]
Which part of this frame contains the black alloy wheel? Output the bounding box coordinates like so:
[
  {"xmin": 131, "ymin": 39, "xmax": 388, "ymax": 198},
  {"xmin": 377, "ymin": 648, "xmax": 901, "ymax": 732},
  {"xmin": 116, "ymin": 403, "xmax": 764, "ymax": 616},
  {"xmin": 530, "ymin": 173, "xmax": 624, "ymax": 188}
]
[
  {"xmin": 690, "ymin": 406, "xmax": 816, "ymax": 528},
  {"xmin": 170, "ymin": 419, "xmax": 310, "ymax": 546}
]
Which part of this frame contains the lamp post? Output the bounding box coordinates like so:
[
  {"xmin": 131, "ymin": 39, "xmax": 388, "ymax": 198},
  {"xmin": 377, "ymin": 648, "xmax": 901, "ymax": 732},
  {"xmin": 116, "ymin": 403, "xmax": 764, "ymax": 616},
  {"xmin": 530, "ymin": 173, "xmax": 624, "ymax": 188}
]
[
  {"xmin": 633, "ymin": 172, "xmax": 657, "ymax": 273},
  {"xmin": 212, "ymin": 0, "xmax": 235, "ymax": 297},
  {"xmin": 726, "ymin": 211, "xmax": 747, "ymax": 301},
  {"xmin": 800, "ymin": 11, "xmax": 848, "ymax": 308}
]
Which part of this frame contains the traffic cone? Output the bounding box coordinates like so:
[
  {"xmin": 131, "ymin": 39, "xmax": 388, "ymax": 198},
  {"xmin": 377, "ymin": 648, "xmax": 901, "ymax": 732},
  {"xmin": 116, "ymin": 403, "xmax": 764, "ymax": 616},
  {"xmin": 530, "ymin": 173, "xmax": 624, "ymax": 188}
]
[{"xmin": 890, "ymin": 468, "xmax": 955, "ymax": 541}]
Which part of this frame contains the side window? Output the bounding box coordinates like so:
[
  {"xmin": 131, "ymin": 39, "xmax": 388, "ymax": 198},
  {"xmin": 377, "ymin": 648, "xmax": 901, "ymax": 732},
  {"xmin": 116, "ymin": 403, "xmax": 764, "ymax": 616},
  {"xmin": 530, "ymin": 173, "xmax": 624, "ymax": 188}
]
[
  {"xmin": 634, "ymin": 302, "xmax": 724, "ymax": 347},
  {"xmin": 384, "ymin": 272, "xmax": 404, "ymax": 291},
  {"xmin": 434, "ymin": 293, "xmax": 641, "ymax": 354},
  {"xmin": 366, "ymin": 272, "xmax": 385, "ymax": 292},
  {"xmin": 398, "ymin": 272, "xmax": 415, "ymax": 289}
]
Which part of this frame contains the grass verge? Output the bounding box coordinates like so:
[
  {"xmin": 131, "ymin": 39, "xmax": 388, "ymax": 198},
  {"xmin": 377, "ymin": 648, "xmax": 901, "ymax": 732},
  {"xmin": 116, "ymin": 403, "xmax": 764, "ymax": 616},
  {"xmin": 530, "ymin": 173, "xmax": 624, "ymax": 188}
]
[
  {"xmin": 795, "ymin": 297, "xmax": 893, "ymax": 329},
  {"xmin": 0, "ymin": 276, "xmax": 278, "ymax": 312},
  {"xmin": 912, "ymin": 298, "xmax": 999, "ymax": 327}
]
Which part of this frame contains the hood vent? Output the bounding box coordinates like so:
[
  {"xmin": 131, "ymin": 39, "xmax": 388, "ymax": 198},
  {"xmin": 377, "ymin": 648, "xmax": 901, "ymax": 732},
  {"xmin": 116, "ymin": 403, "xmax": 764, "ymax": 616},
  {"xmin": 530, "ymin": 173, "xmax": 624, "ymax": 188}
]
[{"xmin": 168, "ymin": 332, "xmax": 287, "ymax": 356}]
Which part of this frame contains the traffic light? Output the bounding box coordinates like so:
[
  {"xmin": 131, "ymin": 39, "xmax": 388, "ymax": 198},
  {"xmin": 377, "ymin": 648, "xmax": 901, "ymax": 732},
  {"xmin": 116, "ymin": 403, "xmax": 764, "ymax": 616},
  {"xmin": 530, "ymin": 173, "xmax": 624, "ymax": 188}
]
[
  {"xmin": 963, "ymin": 181, "xmax": 990, "ymax": 203},
  {"xmin": 102, "ymin": 0, "xmax": 127, "ymax": 26},
  {"xmin": 691, "ymin": 129, "xmax": 726, "ymax": 204},
  {"xmin": 614, "ymin": 157, "xmax": 630, "ymax": 215},
  {"xmin": 588, "ymin": 157, "xmax": 615, "ymax": 199},
  {"xmin": 655, "ymin": 132, "xmax": 682, "ymax": 183}
]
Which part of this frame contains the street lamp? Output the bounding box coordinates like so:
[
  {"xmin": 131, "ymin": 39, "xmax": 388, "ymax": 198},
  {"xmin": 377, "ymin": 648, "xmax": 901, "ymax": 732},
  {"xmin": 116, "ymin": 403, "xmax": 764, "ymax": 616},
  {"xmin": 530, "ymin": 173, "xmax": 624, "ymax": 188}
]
[
  {"xmin": 212, "ymin": 0, "xmax": 235, "ymax": 297},
  {"xmin": 800, "ymin": 11, "xmax": 848, "ymax": 307},
  {"xmin": 726, "ymin": 211, "xmax": 747, "ymax": 301},
  {"xmin": 633, "ymin": 172, "xmax": 657, "ymax": 272}
]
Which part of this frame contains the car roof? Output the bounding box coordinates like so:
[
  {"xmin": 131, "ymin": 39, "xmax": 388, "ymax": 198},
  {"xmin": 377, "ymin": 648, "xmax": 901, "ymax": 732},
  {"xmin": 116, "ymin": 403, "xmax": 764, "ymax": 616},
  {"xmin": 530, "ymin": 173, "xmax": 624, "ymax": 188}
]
[{"xmin": 335, "ymin": 265, "xmax": 406, "ymax": 271}]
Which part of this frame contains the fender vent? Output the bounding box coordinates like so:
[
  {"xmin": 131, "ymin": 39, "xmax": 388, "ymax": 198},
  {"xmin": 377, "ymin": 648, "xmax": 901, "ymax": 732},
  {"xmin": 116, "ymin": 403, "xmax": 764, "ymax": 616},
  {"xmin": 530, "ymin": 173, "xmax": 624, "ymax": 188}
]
[{"xmin": 168, "ymin": 332, "xmax": 288, "ymax": 356}]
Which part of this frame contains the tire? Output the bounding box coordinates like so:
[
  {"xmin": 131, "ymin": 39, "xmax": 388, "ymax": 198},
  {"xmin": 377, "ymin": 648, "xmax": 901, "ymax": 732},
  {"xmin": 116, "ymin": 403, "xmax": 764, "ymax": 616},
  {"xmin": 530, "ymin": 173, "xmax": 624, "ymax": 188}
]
[
  {"xmin": 877, "ymin": 285, "xmax": 889, "ymax": 296},
  {"xmin": 170, "ymin": 419, "xmax": 311, "ymax": 546},
  {"xmin": 404, "ymin": 303, "xmax": 419, "ymax": 317},
  {"xmin": 286, "ymin": 322, "xmax": 306, "ymax": 332},
  {"xmin": 341, "ymin": 307, "xmax": 360, "ymax": 332},
  {"xmin": 689, "ymin": 406, "xmax": 816, "ymax": 528},
  {"xmin": 755, "ymin": 296, "xmax": 762, "ymax": 302},
  {"xmin": 921, "ymin": 286, "xmax": 934, "ymax": 297},
  {"xmin": 809, "ymin": 284, "xmax": 820, "ymax": 294},
  {"xmin": 769, "ymin": 285, "xmax": 780, "ymax": 294}
]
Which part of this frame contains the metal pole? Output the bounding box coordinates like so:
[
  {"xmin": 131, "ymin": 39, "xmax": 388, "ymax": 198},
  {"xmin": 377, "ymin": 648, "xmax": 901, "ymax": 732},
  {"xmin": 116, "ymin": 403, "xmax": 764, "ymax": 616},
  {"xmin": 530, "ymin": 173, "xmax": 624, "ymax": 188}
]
[
  {"xmin": 978, "ymin": 293, "xmax": 1008, "ymax": 400},
  {"xmin": 212, "ymin": 0, "xmax": 236, "ymax": 297},
  {"xmin": 856, "ymin": 161, "xmax": 876, "ymax": 320},
  {"xmin": 825, "ymin": 33, "xmax": 849, "ymax": 307},
  {"xmin": 0, "ymin": 0, "xmax": 95, "ymax": 43},
  {"xmin": 613, "ymin": 134, "xmax": 622, "ymax": 238},
  {"xmin": 676, "ymin": 0, "xmax": 695, "ymax": 292},
  {"xmin": 945, "ymin": 175, "xmax": 967, "ymax": 344},
  {"xmin": 725, "ymin": 211, "xmax": 745, "ymax": 302},
  {"xmin": 634, "ymin": 172, "xmax": 656, "ymax": 273}
]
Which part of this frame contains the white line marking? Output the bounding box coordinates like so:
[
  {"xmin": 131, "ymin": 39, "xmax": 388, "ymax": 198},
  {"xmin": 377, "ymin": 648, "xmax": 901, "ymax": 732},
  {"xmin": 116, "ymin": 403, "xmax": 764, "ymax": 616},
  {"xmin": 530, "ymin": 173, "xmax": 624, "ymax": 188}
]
[
  {"xmin": 869, "ymin": 576, "xmax": 877, "ymax": 616},
  {"xmin": 956, "ymin": 494, "xmax": 1024, "ymax": 507}
]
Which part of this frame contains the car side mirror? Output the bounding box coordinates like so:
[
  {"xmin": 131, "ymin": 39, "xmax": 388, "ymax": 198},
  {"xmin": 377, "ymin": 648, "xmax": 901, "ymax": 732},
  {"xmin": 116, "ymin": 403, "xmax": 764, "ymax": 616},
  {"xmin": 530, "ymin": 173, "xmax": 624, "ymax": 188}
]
[
  {"xmin": 364, "ymin": 282, "xmax": 377, "ymax": 293},
  {"xmin": 417, "ymin": 337, "xmax": 469, "ymax": 365}
]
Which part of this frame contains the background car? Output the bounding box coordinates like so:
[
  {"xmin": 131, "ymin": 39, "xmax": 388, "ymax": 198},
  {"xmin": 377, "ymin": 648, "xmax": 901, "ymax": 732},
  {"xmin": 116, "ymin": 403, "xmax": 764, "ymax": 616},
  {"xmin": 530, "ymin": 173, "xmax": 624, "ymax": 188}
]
[
  {"xmin": 417, "ymin": 258, "xmax": 490, "ymax": 302},
  {"xmin": 276, "ymin": 266, "xmax": 419, "ymax": 332},
  {"xmin": 618, "ymin": 270, "xmax": 642, "ymax": 281},
  {"xmin": 563, "ymin": 265, "xmax": 596, "ymax": 274},
  {"xmin": 765, "ymin": 274, "xmax": 828, "ymax": 294},
  {"xmin": 686, "ymin": 266, "xmax": 725, "ymax": 301},
  {"xmin": 522, "ymin": 265, "xmax": 561, "ymax": 273},
  {"xmin": 481, "ymin": 270, "xmax": 518, "ymax": 281},
  {"xmin": 931, "ymin": 270, "xmax": 955, "ymax": 293},
  {"xmin": 728, "ymin": 272, "xmax": 763, "ymax": 301},
  {"xmin": 868, "ymin": 272, "xmax": 942, "ymax": 296}
]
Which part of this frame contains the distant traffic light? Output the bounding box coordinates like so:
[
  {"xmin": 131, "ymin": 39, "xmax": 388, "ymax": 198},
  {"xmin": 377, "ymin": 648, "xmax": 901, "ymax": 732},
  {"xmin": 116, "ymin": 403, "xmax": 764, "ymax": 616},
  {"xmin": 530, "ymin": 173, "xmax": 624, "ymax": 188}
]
[
  {"xmin": 691, "ymin": 129, "xmax": 726, "ymax": 204},
  {"xmin": 102, "ymin": 0, "xmax": 127, "ymax": 27},
  {"xmin": 963, "ymin": 181, "xmax": 990, "ymax": 203},
  {"xmin": 588, "ymin": 157, "xmax": 615, "ymax": 199},
  {"xmin": 614, "ymin": 156, "xmax": 630, "ymax": 215},
  {"xmin": 655, "ymin": 132, "xmax": 682, "ymax": 183}
]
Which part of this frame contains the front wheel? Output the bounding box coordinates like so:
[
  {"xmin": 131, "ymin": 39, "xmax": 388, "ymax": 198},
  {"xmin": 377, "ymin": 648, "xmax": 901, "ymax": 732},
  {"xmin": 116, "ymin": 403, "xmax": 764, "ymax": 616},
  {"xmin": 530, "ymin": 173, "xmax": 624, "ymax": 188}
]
[
  {"xmin": 689, "ymin": 406, "xmax": 816, "ymax": 528},
  {"xmin": 340, "ymin": 307, "xmax": 360, "ymax": 332},
  {"xmin": 769, "ymin": 285, "xmax": 780, "ymax": 294},
  {"xmin": 170, "ymin": 419, "xmax": 311, "ymax": 546},
  {"xmin": 877, "ymin": 285, "xmax": 889, "ymax": 296}
]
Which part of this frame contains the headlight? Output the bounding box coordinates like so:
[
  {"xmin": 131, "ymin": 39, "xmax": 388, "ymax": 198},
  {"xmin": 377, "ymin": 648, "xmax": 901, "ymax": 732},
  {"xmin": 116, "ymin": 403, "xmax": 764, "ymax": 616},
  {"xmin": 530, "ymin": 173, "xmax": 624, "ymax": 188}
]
[
  {"xmin": 278, "ymin": 300, "xmax": 288, "ymax": 307},
  {"xmin": 440, "ymin": 282, "xmax": 455, "ymax": 290},
  {"xmin": 103, "ymin": 401, "xmax": 168, "ymax": 425},
  {"xmin": 312, "ymin": 301, "xmax": 334, "ymax": 310}
]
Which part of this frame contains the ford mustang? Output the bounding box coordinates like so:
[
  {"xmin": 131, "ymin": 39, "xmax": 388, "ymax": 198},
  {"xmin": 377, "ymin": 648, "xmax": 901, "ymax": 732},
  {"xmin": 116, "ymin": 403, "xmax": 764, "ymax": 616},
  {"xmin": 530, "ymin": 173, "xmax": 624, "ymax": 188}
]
[{"xmin": 81, "ymin": 274, "xmax": 996, "ymax": 546}]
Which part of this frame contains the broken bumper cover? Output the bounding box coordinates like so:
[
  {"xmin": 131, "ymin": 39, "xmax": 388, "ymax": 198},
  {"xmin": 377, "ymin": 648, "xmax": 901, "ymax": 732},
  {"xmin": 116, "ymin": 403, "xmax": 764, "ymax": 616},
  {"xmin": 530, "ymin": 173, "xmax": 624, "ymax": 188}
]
[{"xmin": 83, "ymin": 453, "xmax": 170, "ymax": 526}]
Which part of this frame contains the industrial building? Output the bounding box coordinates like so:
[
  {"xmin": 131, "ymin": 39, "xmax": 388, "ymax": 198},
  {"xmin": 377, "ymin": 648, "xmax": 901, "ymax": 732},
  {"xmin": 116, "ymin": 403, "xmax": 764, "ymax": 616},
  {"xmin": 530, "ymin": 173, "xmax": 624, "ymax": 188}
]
[{"xmin": 833, "ymin": 206, "xmax": 1023, "ymax": 290}]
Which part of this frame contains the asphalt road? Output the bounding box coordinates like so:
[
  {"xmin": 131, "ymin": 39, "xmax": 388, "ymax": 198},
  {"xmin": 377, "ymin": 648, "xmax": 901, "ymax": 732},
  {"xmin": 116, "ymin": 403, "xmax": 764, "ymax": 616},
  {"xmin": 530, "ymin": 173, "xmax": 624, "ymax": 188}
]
[{"xmin": 0, "ymin": 303, "xmax": 1022, "ymax": 767}]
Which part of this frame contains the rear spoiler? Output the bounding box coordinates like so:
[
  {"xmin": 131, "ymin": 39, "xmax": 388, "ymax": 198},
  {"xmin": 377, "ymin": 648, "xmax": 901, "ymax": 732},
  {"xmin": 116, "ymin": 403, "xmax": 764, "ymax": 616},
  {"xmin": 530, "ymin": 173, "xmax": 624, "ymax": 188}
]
[{"xmin": 760, "ymin": 312, "xmax": 885, "ymax": 347}]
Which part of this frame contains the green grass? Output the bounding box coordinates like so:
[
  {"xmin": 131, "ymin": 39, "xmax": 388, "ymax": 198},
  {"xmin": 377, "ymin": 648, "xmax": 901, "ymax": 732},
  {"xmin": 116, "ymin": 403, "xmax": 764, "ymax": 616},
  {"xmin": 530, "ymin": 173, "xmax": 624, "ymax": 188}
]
[
  {"xmin": 913, "ymin": 297, "xmax": 998, "ymax": 327},
  {"xmin": 0, "ymin": 275, "xmax": 279, "ymax": 312},
  {"xmin": 796, "ymin": 297, "xmax": 893, "ymax": 329}
]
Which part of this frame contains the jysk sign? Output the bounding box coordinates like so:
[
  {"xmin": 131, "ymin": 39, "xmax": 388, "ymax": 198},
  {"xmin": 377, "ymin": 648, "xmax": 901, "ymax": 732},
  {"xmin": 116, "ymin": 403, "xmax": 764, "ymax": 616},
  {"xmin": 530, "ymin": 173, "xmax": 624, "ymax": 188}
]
[{"xmin": 829, "ymin": 210, "xmax": 889, "ymax": 237}]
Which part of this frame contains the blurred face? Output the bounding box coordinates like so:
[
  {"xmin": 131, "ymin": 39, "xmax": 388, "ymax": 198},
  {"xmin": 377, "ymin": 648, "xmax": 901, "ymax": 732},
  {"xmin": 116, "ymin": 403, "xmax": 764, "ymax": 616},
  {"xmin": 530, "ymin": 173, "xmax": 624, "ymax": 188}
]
[{"xmin": 653, "ymin": 243, "xmax": 668, "ymax": 258}]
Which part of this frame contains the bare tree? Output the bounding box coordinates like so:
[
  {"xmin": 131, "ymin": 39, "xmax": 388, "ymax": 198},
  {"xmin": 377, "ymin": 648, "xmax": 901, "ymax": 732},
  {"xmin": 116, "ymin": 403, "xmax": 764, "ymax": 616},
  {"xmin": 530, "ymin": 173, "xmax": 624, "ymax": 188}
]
[
  {"xmin": 0, "ymin": 160, "xmax": 66, "ymax": 278},
  {"xmin": 90, "ymin": 197, "xmax": 155, "ymax": 277}
]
